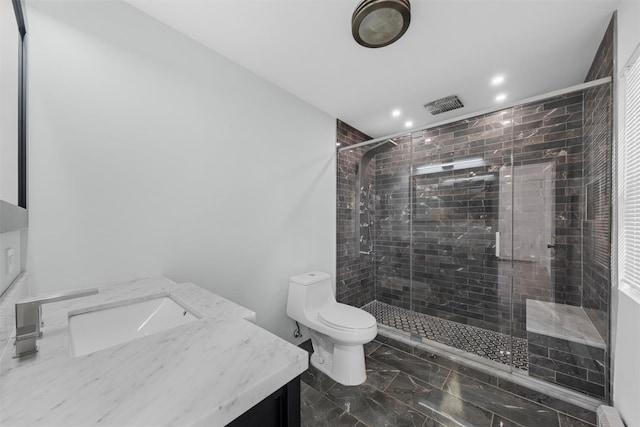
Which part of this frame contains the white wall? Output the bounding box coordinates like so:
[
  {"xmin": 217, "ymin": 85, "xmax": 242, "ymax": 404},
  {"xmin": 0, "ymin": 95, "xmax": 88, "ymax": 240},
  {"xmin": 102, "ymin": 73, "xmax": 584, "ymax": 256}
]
[
  {"xmin": 613, "ymin": 1, "xmax": 640, "ymax": 425},
  {"xmin": 0, "ymin": 0, "xmax": 19, "ymax": 205},
  {"xmin": 26, "ymin": 0, "xmax": 336, "ymax": 341}
]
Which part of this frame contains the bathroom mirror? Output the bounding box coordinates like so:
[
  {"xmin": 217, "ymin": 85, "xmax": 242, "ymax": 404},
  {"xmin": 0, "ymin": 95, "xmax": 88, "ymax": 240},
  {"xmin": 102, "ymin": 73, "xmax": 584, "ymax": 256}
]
[
  {"xmin": 1, "ymin": 0, "xmax": 27, "ymax": 211},
  {"xmin": 0, "ymin": 0, "xmax": 28, "ymax": 299}
]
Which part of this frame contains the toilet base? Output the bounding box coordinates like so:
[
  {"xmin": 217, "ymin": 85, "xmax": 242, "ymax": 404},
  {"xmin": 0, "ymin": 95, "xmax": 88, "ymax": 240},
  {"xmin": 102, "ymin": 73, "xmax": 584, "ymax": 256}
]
[{"xmin": 309, "ymin": 334, "xmax": 367, "ymax": 386}]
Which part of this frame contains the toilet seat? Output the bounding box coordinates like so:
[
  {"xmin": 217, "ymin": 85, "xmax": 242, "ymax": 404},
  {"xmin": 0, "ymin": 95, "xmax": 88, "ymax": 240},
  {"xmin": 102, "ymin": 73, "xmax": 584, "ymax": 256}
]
[{"xmin": 318, "ymin": 304, "xmax": 376, "ymax": 331}]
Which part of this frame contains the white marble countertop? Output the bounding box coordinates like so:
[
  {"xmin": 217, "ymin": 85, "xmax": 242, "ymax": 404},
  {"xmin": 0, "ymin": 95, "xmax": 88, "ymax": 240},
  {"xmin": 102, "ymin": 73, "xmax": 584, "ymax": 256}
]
[
  {"xmin": 526, "ymin": 299, "xmax": 606, "ymax": 349},
  {"xmin": 0, "ymin": 276, "xmax": 308, "ymax": 426}
]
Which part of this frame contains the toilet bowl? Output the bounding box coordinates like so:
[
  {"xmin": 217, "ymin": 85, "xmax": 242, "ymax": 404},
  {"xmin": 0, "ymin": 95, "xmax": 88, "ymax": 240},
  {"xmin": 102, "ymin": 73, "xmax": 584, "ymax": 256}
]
[{"xmin": 287, "ymin": 271, "xmax": 377, "ymax": 386}]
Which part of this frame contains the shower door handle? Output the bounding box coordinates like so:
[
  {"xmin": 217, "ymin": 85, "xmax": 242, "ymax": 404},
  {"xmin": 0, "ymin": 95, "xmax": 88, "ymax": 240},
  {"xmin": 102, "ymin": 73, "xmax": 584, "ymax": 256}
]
[{"xmin": 495, "ymin": 232, "xmax": 500, "ymax": 257}]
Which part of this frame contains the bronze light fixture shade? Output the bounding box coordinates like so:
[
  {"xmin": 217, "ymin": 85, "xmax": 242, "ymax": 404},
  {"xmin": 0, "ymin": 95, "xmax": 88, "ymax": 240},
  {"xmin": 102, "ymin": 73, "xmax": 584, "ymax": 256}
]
[{"xmin": 352, "ymin": 0, "xmax": 411, "ymax": 48}]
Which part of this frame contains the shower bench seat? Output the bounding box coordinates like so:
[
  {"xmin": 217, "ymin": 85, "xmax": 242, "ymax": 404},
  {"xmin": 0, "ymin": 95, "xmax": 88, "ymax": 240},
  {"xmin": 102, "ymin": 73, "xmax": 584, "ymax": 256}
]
[{"xmin": 525, "ymin": 300, "xmax": 606, "ymax": 399}]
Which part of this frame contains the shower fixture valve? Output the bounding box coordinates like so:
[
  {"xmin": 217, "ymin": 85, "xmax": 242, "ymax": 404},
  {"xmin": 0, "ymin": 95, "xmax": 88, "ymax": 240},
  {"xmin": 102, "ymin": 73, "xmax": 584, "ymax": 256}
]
[{"xmin": 359, "ymin": 250, "xmax": 376, "ymax": 256}]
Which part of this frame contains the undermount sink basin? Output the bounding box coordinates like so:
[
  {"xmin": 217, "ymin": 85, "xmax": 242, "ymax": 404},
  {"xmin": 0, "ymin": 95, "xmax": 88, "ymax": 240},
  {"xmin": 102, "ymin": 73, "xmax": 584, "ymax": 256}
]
[{"xmin": 69, "ymin": 296, "xmax": 198, "ymax": 357}]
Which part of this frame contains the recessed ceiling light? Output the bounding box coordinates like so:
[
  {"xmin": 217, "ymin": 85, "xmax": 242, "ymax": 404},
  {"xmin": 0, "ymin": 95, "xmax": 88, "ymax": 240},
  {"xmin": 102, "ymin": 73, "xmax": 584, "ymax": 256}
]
[
  {"xmin": 496, "ymin": 93, "xmax": 507, "ymax": 102},
  {"xmin": 392, "ymin": 109, "xmax": 401, "ymax": 117},
  {"xmin": 336, "ymin": 142, "xmax": 341, "ymax": 146},
  {"xmin": 491, "ymin": 75, "xmax": 505, "ymax": 86},
  {"xmin": 405, "ymin": 120, "xmax": 413, "ymax": 128},
  {"xmin": 426, "ymin": 138, "xmax": 432, "ymax": 142}
]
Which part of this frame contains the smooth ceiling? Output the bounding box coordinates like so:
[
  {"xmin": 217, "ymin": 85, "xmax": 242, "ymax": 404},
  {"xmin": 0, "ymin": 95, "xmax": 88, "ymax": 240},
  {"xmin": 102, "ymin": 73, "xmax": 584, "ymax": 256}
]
[{"xmin": 129, "ymin": 0, "xmax": 619, "ymax": 138}]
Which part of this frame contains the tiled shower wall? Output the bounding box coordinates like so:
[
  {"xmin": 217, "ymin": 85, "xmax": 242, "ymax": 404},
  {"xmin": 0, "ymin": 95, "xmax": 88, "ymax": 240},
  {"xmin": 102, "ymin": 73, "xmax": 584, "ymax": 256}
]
[
  {"xmin": 582, "ymin": 14, "xmax": 614, "ymax": 343},
  {"xmin": 582, "ymin": 13, "xmax": 614, "ymax": 401},
  {"xmin": 369, "ymin": 134, "xmax": 413, "ymax": 310},
  {"xmin": 582, "ymin": 85, "xmax": 612, "ymax": 339},
  {"xmin": 371, "ymin": 95, "xmax": 586, "ymax": 339},
  {"xmin": 336, "ymin": 120, "xmax": 375, "ymax": 307}
]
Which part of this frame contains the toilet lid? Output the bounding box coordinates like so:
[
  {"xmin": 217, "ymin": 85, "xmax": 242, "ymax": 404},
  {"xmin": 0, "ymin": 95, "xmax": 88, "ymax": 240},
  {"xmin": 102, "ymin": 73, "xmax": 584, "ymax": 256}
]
[{"xmin": 318, "ymin": 304, "xmax": 376, "ymax": 330}]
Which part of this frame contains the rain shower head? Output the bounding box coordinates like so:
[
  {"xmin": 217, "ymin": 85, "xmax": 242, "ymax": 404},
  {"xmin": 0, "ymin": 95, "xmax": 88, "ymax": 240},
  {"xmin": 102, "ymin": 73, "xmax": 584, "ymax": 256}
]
[{"xmin": 365, "ymin": 139, "xmax": 398, "ymax": 156}]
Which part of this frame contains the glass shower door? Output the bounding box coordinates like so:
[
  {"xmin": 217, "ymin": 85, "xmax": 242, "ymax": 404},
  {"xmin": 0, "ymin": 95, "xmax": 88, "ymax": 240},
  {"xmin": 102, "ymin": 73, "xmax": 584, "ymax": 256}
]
[
  {"xmin": 409, "ymin": 110, "xmax": 516, "ymax": 368},
  {"xmin": 365, "ymin": 135, "xmax": 413, "ymax": 327}
]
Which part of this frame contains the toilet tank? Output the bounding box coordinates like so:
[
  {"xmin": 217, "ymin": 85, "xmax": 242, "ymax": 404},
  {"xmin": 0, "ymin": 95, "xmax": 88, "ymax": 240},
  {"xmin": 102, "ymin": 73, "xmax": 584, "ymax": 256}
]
[{"xmin": 287, "ymin": 272, "xmax": 335, "ymax": 321}]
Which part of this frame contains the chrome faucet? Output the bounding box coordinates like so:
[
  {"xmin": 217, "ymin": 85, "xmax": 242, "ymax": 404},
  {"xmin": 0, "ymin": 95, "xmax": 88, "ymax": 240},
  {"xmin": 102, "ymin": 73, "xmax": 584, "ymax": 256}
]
[{"xmin": 14, "ymin": 287, "xmax": 99, "ymax": 357}]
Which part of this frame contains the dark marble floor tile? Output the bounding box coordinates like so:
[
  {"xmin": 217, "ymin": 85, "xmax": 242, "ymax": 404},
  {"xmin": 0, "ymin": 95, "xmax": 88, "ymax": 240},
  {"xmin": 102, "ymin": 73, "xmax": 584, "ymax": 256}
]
[
  {"xmin": 299, "ymin": 339, "xmax": 314, "ymax": 353},
  {"xmin": 442, "ymin": 372, "xmax": 559, "ymax": 427},
  {"xmin": 370, "ymin": 345, "xmax": 451, "ymax": 389},
  {"xmin": 491, "ymin": 415, "xmax": 525, "ymax": 426},
  {"xmin": 301, "ymin": 362, "xmax": 337, "ymax": 393},
  {"xmin": 423, "ymin": 416, "xmax": 447, "ymax": 427},
  {"xmin": 496, "ymin": 379, "xmax": 597, "ymax": 425},
  {"xmin": 301, "ymin": 382, "xmax": 359, "ymax": 427},
  {"xmin": 365, "ymin": 340, "xmax": 382, "ymax": 356},
  {"xmin": 364, "ymin": 357, "xmax": 400, "ymax": 390},
  {"xmin": 326, "ymin": 382, "xmax": 426, "ymax": 427},
  {"xmin": 413, "ymin": 347, "xmax": 499, "ymax": 386},
  {"xmin": 558, "ymin": 413, "xmax": 596, "ymax": 427},
  {"xmin": 386, "ymin": 373, "xmax": 493, "ymax": 427}
]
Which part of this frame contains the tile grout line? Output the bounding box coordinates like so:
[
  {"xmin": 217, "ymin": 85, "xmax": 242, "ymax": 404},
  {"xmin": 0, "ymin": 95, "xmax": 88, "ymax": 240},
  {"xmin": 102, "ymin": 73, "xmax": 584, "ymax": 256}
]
[
  {"xmin": 440, "ymin": 369, "xmax": 453, "ymax": 391},
  {"xmin": 381, "ymin": 371, "xmax": 400, "ymax": 393}
]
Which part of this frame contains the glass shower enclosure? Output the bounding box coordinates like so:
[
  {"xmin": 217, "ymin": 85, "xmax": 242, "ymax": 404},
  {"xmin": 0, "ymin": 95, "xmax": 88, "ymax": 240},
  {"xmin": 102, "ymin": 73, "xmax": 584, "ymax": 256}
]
[{"xmin": 337, "ymin": 80, "xmax": 612, "ymax": 401}]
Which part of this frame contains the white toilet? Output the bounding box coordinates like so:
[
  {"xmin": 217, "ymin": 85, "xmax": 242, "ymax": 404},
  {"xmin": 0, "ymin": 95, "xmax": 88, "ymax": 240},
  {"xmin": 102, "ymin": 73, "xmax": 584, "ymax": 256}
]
[{"xmin": 287, "ymin": 271, "xmax": 377, "ymax": 386}]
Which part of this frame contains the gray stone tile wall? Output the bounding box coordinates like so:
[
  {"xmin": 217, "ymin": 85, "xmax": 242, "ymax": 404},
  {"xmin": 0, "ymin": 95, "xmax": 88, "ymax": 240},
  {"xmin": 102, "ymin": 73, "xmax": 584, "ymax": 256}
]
[
  {"xmin": 581, "ymin": 82, "xmax": 611, "ymax": 345},
  {"xmin": 583, "ymin": 12, "xmax": 614, "ymax": 402},
  {"xmin": 336, "ymin": 120, "xmax": 375, "ymax": 307},
  {"xmin": 371, "ymin": 95, "xmax": 585, "ymax": 339},
  {"xmin": 528, "ymin": 332, "xmax": 605, "ymax": 399}
]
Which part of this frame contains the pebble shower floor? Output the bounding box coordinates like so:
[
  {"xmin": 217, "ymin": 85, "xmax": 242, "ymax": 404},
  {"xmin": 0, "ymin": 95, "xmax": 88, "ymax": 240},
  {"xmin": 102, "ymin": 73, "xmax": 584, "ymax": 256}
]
[{"xmin": 362, "ymin": 300, "xmax": 529, "ymax": 371}]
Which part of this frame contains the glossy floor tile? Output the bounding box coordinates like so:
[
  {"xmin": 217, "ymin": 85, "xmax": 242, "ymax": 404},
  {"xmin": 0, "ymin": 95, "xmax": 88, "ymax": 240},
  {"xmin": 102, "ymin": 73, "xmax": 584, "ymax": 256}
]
[
  {"xmin": 301, "ymin": 382, "xmax": 361, "ymax": 427},
  {"xmin": 300, "ymin": 340, "xmax": 596, "ymax": 427}
]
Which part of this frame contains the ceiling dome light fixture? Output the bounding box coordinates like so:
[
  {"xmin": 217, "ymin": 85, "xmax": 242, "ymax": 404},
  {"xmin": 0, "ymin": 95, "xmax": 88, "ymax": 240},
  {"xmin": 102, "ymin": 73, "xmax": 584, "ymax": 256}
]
[{"xmin": 352, "ymin": 0, "xmax": 411, "ymax": 48}]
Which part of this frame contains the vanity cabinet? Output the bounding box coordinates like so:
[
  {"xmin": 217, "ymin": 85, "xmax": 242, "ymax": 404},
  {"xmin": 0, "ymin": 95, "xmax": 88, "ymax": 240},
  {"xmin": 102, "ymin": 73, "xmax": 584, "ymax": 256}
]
[{"xmin": 227, "ymin": 376, "xmax": 301, "ymax": 427}]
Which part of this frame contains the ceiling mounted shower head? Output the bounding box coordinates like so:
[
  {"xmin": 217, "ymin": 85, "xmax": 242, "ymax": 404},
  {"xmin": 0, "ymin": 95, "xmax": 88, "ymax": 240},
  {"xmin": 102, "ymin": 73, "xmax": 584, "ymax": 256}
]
[{"xmin": 352, "ymin": 0, "xmax": 411, "ymax": 48}]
